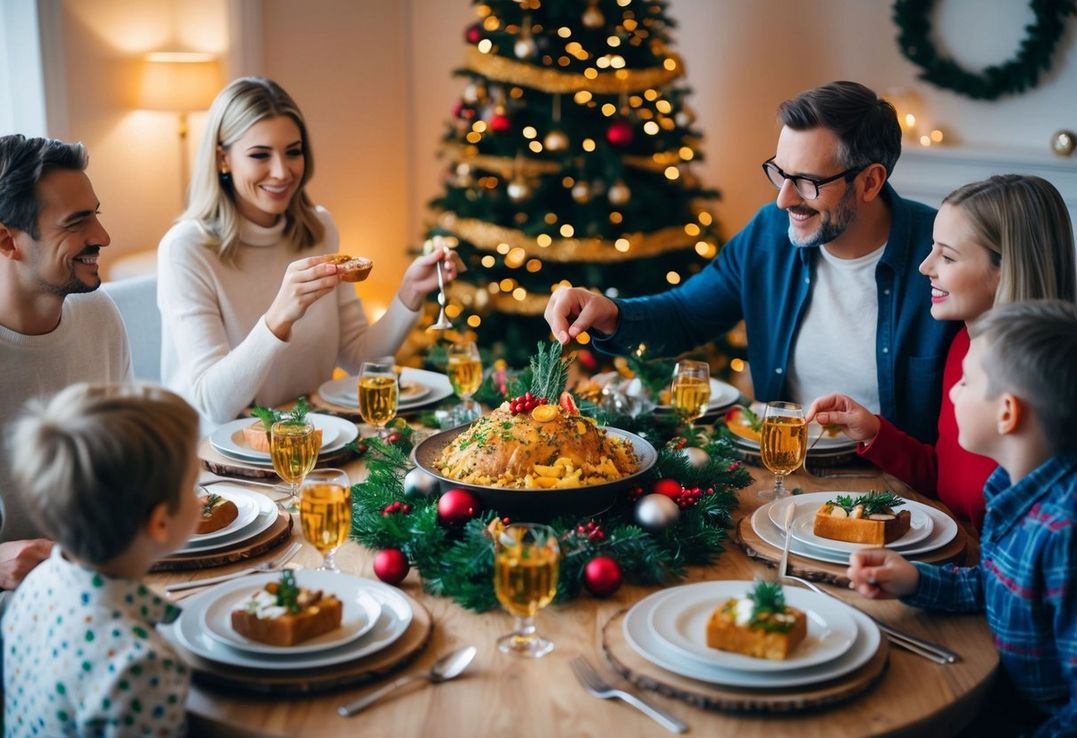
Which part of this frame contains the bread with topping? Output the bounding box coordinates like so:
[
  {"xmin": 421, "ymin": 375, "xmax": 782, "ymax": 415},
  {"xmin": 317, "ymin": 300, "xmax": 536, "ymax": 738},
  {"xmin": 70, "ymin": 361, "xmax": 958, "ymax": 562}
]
[
  {"xmin": 231, "ymin": 572, "xmax": 343, "ymax": 647},
  {"xmin": 197, "ymin": 493, "xmax": 239, "ymax": 534},
  {"xmin": 812, "ymin": 491, "xmax": 911, "ymax": 546},
  {"xmin": 706, "ymin": 581, "xmax": 807, "ymax": 660}
]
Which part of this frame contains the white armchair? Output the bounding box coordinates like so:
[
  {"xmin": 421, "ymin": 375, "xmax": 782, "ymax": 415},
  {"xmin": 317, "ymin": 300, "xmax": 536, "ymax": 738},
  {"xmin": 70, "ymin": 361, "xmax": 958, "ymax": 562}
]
[{"xmin": 101, "ymin": 274, "xmax": 161, "ymax": 383}]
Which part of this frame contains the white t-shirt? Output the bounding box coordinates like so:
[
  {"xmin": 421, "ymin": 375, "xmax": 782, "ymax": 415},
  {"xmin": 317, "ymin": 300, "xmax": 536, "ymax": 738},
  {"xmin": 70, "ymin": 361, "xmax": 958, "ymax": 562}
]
[
  {"xmin": 787, "ymin": 243, "xmax": 885, "ymax": 413},
  {"xmin": 0, "ymin": 291, "xmax": 132, "ymax": 542}
]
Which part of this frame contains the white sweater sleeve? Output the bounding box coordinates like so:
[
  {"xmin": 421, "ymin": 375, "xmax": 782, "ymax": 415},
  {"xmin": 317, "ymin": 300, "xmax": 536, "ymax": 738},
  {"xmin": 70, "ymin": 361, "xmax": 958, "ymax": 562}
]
[{"xmin": 158, "ymin": 230, "xmax": 290, "ymax": 424}]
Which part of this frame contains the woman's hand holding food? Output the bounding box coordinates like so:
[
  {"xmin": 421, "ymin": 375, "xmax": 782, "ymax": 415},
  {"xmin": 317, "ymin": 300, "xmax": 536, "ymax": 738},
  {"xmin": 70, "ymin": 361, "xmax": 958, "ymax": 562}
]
[
  {"xmin": 806, "ymin": 393, "xmax": 881, "ymax": 443},
  {"xmin": 398, "ymin": 245, "xmax": 459, "ymax": 311},
  {"xmin": 847, "ymin": 549, "xmax": 920, "ymax": 599},
  {"xmin": 264, "ymin": 254, "xmax": 341, "ymax": 341}
]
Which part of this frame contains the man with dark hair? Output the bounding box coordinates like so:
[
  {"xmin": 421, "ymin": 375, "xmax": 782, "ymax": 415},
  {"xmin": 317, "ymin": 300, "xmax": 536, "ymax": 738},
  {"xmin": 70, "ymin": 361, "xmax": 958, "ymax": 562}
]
[
  {"xmin": 546, "ymin": 81, "xmax": 956, "ymax": 444},
  {"xmin": 0, "ymin": 134, "xmax": 131, "ymax": 594}
]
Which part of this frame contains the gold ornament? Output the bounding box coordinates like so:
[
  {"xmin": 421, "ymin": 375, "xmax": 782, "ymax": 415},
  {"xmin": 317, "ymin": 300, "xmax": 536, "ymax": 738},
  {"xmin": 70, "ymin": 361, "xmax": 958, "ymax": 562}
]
[
  {"xmin": 507, "ymin": 178, "xmax": 532, "ymax": 202},
  {"xmin": 582, "ymin": 2, "xmax": 605, "ymax": 28},
  {"xmin": 571, "ymin": 181, "xmax": 592, "ymax": 203},
  {"xmin": 608, "ymin": 180, "xmax": 632, "ymax": 206},
  {"xmin": 464, "ymin": 47, "xmax": 684, "ymax": 94},
  {"xmin": 1051, "ymin": 129, "xmax": 1076, "ymax": 157},
  {"xmin": 543, "ymin": 129, "xmax": 570, "ymax": 152}
]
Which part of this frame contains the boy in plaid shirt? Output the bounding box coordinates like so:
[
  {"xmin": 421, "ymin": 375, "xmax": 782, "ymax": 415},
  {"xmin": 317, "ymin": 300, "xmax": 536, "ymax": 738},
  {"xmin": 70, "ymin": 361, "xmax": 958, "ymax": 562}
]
[{"xmin": 847, "ymin": 300, "xmax": 1077, "ymax": 737}]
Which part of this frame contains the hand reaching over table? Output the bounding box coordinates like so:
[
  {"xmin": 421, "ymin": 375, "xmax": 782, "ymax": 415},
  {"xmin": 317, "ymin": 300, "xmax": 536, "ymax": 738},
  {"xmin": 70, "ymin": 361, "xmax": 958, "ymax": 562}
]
[
  {"xmin": 545, "ymin": 287, "xmax": 620, "ymax": 345},
  {"xmin": 806, "ymin": 393, "xmax": 881, "ymax": 444},
  {"xmin": 847, "ymin": 548, "xmax": 920, "ymax": 600}
]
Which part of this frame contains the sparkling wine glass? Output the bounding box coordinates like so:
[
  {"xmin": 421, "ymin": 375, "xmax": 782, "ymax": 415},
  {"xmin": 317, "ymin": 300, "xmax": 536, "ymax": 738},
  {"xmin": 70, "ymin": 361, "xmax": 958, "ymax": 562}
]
[
  {"xmin": 670, "ymin": 359, "xmax": 711, "ymax": 426},
  {"xmin": 447, "ymin": 341, "xmax": 483, "ymax": 425},
  {"xmin": 358, "ymin": 360, "xmax": 399, "ymax": 437},
  {"xmin": 493, "ymin": 523, "xmax": 560, "ymax": 658},
  {"xmin": 270, "ymin": 420, "xmax": 319, "ymax": 510},
  {"xmin": 758, "ymin": 401, "xmax": 807, "ymax": 501},
  {"xmin": 299, "ymin": 469, "xmax": 352, "ymax": 572}
]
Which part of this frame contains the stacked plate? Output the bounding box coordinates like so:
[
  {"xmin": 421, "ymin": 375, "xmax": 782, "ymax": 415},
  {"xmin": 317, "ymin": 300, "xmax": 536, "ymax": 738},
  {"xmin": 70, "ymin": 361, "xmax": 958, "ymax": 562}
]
[
  {"xmin": 208, "ymin": 413, "xmax": 359, "ymax": 467},
  {"xmin": 625, "ymin": 581, "xmax": 881, "ymax": 688},
  {"xmin": 318, "ymin": 368, "xmax": 453, "ymax": 412},
  {"xmin": 752, "ymin": 492, "xmax": 959, "ymax": 566},
  {"xmin": 182, "ymin": 485, "xmax": 279, "ymax": 555},
  {"xmin": 161, "ymin": 571, "xmax": 414, "ymax": 671}
]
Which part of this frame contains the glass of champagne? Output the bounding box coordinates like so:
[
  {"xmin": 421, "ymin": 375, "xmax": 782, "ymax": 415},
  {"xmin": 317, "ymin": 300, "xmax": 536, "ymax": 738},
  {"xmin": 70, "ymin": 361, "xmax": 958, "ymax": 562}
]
[
  {"xmin": 758, "ymin": 401, "xmax": 808, "ymax": 501},
  {"xmin": 358, "ymin": 360, "xmax": 398, "ymax": 437},
  {"xmin": 493, "ymin": 523, "xmax": 560, "ymax": 658},
  {"xmin": 447, "ymin": 341, "xmax": 483, "ymax": 425},
  {"xmin": 270, "ymin": 420, "xmax": 319, "ymax": 510},
  {"xmin": 670, "ymin": 359, "xmax": 711, "ymax": 426},
  {"xmin": 299, "ymin": 469, "xmax": 352, "ymax": 572}
]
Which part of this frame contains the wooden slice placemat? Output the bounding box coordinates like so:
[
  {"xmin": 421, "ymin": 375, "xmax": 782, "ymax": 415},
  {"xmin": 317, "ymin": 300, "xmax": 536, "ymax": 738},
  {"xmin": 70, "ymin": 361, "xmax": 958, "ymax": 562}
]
[
  {"xmin": 734, "ymin": 515, "xmax": 968, "ymax": 586},
  {"xmin": 198, "ymin": 438, "xmax": 356, "ymax": 480},
  {"xmin": 152, "ymin": 511, "xmax": 293, "ymax": 571},
  {"xmin": 179, "ymin": 595, "xmax": 432, "ymax": 695},
  {"xmin": 601, "ymin": 609, "xmax": 889, "ymax": 713}
]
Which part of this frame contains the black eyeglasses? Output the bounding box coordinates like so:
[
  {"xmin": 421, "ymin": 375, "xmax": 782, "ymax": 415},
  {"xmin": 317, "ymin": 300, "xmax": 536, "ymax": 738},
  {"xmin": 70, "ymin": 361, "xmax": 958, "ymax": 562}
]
[{"xmin": 761, "ymin": 158, "xmax": 866, "ymax": 200}]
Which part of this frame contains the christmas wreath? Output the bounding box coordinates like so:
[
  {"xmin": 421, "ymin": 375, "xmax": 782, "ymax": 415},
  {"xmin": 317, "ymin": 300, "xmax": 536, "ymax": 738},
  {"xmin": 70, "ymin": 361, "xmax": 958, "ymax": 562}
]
[
  {"xmin": 349, "ymin": 345, "xmax": 751, "ymax": 611},
  {"xmin": 893, "ymin": 0, "xmax": 1075, "ymax": 100}
]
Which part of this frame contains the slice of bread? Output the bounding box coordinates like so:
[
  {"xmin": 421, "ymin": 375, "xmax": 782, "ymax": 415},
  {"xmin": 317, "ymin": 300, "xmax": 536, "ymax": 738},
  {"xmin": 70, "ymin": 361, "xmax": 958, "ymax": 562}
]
[
  {"xmin": 813, "ymin": 504, "xmax": 912, "ymax": 546},
  {"xmin": 241, "ymin": 421, "xmax": 322, "ymax": 454},
  {"xmin": 197, "ymin": 494, "xmax": 239, "ymax": 534},
  {"xmin": 231, "ymin": 583, "xmax": 343, "ymax": 647},
  {"xmin": 706, "ymin": 598, "xmax": 807, "ymax": 660}
]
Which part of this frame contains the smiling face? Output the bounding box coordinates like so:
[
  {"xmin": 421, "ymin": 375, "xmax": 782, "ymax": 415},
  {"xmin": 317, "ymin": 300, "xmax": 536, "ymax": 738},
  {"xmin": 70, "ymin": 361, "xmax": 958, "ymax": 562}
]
[
  {"xmin": 920, "ymin": 203, "xmax": 1000, "ymax": 323},
  {"xmin": 18, "ymin": 168, "xmax": 110, "ymax": 295},
  {"xmin": 219, "ymin": 115, "xmax": 305, "ymax": 227},
  {"xmin": 949, "ymin": 336, "xmax": 1001, "ymax": 456},
  {"xmin": 772, "ymin": 126, "xmax": 861, "ymax": 250}
]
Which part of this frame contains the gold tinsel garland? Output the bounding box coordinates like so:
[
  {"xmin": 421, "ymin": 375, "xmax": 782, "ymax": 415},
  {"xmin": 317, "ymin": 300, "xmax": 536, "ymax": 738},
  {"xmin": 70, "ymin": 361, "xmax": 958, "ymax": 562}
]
[
  {"xmin": 444, "ymin": 143, "xmax": 697, "ymax": 176},
  {"xmin": 440, "ymin": 213, "xmax": 700, "ymax": 263},
  {"xmin": 464, "ymin": 47, "xmax": 684, "ymax": 94},
  {"xmin": 449, "ymin": 281, "xmax": 550, "ymax": 316}
]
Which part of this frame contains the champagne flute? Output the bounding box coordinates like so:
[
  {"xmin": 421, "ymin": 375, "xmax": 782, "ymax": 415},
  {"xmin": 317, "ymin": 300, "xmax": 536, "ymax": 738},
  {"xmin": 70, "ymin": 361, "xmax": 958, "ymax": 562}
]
[
  {"xmin": 447, "ymin": 341, "xmax": 483, "ymax": 424},
  {"xmin": 270, "ymin": 420, "xmax": 319, "ymax": 510},
  {"xmin": 299, "ymin": 469, "xmax": 352, "ymax": 572},
  {"xmin": 358, "ymin": 360, "xmax": 398, "ymax": 437},
  {"xmin": 493, "ymin": 523, "xmax": 560, "ymax": 658},
  {"xmin": 670, "ymin": 359, "xmax": 711, "ymax": 426},
  {"xmin": 758, "ymin": 401, "xmax": 807, "ymax": 501}
]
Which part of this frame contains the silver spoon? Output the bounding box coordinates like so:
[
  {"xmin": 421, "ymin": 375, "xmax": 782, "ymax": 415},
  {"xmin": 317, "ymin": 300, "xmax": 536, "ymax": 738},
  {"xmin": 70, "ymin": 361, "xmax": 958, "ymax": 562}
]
[
  {"xmin": 426, "ymin": 238, "xmax": 453, "ymax": 331},
  {"xmin": 337, "ymin": 645, "xmax": 477, "ymax": 717}
]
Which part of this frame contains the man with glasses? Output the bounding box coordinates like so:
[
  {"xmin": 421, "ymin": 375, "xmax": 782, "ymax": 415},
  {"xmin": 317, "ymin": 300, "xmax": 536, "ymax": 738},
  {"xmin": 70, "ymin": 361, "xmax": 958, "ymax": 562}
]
[{"xmin": 545, "ymin": 81, "xmax": 956, "ymax": 444}]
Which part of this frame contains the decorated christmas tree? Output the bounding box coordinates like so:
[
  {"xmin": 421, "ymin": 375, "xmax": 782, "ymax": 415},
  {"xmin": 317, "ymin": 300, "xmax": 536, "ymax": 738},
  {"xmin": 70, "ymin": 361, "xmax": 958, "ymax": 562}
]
[{"xmin": 426, "ymin": 0, "xmax": 726, "ymax": 366}]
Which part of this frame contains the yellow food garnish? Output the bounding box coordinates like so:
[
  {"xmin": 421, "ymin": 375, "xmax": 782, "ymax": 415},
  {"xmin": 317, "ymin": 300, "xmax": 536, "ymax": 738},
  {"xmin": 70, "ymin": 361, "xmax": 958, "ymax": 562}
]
[{"xmin": 531, "ymin": 404, "xmax": 560, "ymax": 423}]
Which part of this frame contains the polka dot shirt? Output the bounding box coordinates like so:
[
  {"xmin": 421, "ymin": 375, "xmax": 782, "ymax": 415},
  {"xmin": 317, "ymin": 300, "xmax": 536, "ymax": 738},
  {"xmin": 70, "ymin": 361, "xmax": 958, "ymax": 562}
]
[{"xmin": 2, "ymin": 547, "xmax": 189, "ymax": 737}]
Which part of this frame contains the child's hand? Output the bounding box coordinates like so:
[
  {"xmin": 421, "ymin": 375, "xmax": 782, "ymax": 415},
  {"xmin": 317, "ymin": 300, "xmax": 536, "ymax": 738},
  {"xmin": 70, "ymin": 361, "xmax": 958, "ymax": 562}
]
[
  {"xmin": 806, "ymin": 393, "xmax": 881, "ymax": 443},
  {"xmin": 847, "ymin": 548, "xmax": 919, "ymax": 599}
]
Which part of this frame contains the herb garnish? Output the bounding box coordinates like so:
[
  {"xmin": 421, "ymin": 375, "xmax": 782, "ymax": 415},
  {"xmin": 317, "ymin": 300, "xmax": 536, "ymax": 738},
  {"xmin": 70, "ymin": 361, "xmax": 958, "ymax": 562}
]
[
  {"xmin": 276, "ymin": 570, "xmax": 301, "ymax": 614},
  {"xmin": 251, "ymin": 396, "xmax": 310, "ymax": 432},
  {"xmin": 748, "ymin": 580, "xmax": 795, "ymax": 633},
  {"xmin": 200, "ymin": 493, "xmax": 221, "ymax": 519},
  {"xmin": 529, "ymin": 341, "xmax": 571, "ymax": 404},
  {"xmin": 830, "ymin": 491, "xmax": 905, "ymax": 515}
]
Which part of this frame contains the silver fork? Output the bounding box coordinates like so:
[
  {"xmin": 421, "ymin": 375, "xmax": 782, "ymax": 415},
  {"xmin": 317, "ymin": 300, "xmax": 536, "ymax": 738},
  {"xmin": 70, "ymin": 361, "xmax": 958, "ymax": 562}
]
[
  {"xmin": 164, "ymin": 542, "xmax": 302, "ymax": 593},
  {"xmin": 782, "ymin": 574, "xmax": 959, "ymax": 664},
  {"xmin": 569, "ymin": 656, "xmax": 687, "ymax": 734}
]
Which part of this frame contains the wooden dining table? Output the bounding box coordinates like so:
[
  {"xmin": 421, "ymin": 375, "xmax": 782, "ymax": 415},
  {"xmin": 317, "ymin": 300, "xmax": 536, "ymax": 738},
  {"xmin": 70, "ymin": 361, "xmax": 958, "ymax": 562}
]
[{"xmin": 153, "ymin": 437, "xmax": 998, "ymax": 738}]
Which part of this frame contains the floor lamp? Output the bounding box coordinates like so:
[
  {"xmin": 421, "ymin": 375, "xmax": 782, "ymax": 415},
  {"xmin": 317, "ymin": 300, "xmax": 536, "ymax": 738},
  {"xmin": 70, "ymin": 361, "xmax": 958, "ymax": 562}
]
[{"xmin": 139, "ymin": 52, "xmax": 223, "ymax": 207}]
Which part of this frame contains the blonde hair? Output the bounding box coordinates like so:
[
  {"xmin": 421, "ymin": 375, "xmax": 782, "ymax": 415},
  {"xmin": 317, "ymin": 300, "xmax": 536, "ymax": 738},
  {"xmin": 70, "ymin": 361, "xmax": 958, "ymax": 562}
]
[
  {"xmin": 10, "ymin": 383, "xmax": 200, "ymax": 564},
  {"xmin": 182, "ymin": 76, "xmax": 324, "ymax": 264},
  {"xmin": 943, "ymin": 175, "xmax": 1076, "ymax": 305}
]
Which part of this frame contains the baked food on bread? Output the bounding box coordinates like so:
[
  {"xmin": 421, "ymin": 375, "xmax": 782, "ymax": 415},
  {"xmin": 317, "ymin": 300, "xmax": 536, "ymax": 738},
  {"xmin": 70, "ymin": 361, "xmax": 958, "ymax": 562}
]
[
  {"xmin": 706, "ymin": 581, "xmax": 807, "ymax": 660},
  {"xmin": 327, "ymin": 254, "xmax": 373, "ymax": 282},
  {"xmin": 231, "ymin": 571, "xmax": 343, "ymax": 647},
  {"xmin": 723, "ymin": 405, "xmax": 762, "ymax": 444},
  {"xmin": 812, "ymin": 491, "xmax": 911, "ymax": 546},
  {"xmin": 197, "ymin": 493, "xmax": 239, "ymax": 534},
  {"xmin": 241, "ymin": 421, "xmax": 322, "ymax": 454}
]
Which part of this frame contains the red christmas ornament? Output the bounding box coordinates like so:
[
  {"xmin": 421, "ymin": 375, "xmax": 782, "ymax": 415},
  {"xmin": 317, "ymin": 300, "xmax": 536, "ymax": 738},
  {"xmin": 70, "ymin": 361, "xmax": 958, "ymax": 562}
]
[
  {"xmin": 577, "ymin": 349, "xmax": 599, "ymax": 372},
  {"xmin": 466, "ymin": 24, "xmax": 482, "ymax": 44},
  {"xmin": 584, "ymin": 556, "xmax": 623, "ymax": 597},
  {"xmin": 489, "ymin": 112, "xmax": 512, "ymax": 133},
  {"xmin": 652, "ymin": 478, "xmax": 682, "ymax": 498},
  {"xmin": 437, "ymin": 488, "xmax": 482, "ymax": 526},
  {"xmin": 373, "ymin": 548, "xmax": 409, "ymax": 585},
  {"xmin": 606, "ymin": 118, "xmax": 634, "ymax": 148}
]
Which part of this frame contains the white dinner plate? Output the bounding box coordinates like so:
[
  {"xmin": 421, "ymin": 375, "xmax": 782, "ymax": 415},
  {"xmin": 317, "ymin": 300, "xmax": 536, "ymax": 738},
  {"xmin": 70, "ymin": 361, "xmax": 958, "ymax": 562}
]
[
  {"xmin": 624, "ymin": 584, "xmax": 880, "ymax": 689},
  {"xmin": 209, "ymin": 414, "xmax": 358, "ymax": 463},
  {"xmin": 163, "ymin": 574, "xmax": 413, "ymax": 670},
  {"xmin": 318, "ymin": 367, "xmax": 453, "ymax": 410},
  {"xmin": 187, "ymin": 487, "xmax": 261, "ymax": 544},
  {"xmin": 786, "ymin": 495, "xmax": 934, "ymax": 553},
  {"xmin": 728, "ymin": 420, "xmax": 858, "ymax": 453},
  {"xmin": 636, "ymin": 377, "xmax": 740, "ymax": 414},
  {"xmin": 200, "ymin": 573, "xmax": 382, "ymax": 655},
  {"xmin": 647, "ymin": 580, "xmax": 857, "ymax": 672},
  {"xmin": 179, "ymin": 486, "xmax": 277, "ymax": 554}
]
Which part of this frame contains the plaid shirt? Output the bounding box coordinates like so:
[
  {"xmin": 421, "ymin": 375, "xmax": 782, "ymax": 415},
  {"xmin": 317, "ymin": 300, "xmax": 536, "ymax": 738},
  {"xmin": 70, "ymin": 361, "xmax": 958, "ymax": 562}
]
[{"xmin": 904, "ymin": 454, "xmax": 1077, "ymax": 737}]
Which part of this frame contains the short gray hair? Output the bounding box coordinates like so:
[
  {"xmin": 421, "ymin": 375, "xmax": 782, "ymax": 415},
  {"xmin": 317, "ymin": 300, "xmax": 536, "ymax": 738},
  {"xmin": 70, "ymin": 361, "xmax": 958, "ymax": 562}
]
[
  {"xmin": 10, "ymin": 383, "xmax": 200, "ymax": 564},
  {"xmin": 970, "ymin": 300, "xmax": 1077, "ymax": 455}
]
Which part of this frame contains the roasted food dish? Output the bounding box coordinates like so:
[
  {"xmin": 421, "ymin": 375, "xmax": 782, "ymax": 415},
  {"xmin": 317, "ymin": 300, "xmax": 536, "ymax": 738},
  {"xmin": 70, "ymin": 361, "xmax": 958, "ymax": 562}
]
[
  {"xmin": 706, "ymin": 581, "xmax": 807, "ymax": 660},
  {"xmin": 241, "ymin": 421, "xmax": 322, "ymax": 453},
  {"xmin": 196, "ymin": 493, "xmax": 239, "ymax": 534},
  {"xmin": 231, "ymin": 571, "xmax": 343, "ymax": 647},
  {"xmin": 813, "ymin": 491, "xmax": 911, "ymax": 546},
  {"xmin": 433, "ymin": 393, "xmax": 640, "ymax": 489},
  {"xmin": 327, "ymin": 253, "xmax": 373, "ymax": 282}
]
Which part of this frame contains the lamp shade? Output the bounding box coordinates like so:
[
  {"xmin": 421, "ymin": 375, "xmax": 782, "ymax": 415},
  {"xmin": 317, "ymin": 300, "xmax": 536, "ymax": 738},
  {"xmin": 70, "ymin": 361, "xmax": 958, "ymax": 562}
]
[{"xmin": 139, "ymin": 52, "xmax": 222, "ymax": 112}]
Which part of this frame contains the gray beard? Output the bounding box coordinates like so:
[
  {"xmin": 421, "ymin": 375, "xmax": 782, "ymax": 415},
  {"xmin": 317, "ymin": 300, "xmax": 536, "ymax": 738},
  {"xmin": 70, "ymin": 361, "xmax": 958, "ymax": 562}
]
[{"xmin": 787, "ymin": 187, "xmax": 858, "ymax": 248}]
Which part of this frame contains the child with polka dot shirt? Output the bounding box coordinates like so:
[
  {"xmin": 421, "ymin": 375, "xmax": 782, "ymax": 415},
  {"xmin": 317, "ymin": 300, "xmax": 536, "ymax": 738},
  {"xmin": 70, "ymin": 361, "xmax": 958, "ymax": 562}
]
[{"xmin": 3, "ymin": 384, "xmax": 201, "ymax": 737}]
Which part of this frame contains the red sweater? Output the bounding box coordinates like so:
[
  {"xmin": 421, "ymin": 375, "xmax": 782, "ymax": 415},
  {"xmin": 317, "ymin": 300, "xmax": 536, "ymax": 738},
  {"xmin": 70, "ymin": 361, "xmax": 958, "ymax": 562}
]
[{"xmin": 859, "ymin": 326, "xmax": 995, "ymax": 529}]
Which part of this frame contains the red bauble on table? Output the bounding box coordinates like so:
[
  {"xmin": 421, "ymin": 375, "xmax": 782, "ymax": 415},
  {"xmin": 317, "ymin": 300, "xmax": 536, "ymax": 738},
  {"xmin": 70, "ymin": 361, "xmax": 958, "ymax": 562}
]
[
  {"xmin": 437, "ymin": 488, "xmax": 482, "ymax": 526},
  {"xmin": 651, "ymin": 478, "xmax": 682, "ymax": 498},
  {"xmin": 606, "ymin": 118, "xmax": 634, "ymax": 147},
  {"xmin": 373, "ymin": 548, "xmax": 410, "ymax": 585},
  {"xmin": 583, "ymin": 556, "xmax": 623, "ymax": 597}
]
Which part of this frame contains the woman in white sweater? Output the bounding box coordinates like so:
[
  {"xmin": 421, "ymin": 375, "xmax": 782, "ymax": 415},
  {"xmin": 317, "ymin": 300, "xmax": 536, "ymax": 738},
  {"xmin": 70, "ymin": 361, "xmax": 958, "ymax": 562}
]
[{"xmin": 158, "ymin": 77, "xmax": 455, "ymax": 424}]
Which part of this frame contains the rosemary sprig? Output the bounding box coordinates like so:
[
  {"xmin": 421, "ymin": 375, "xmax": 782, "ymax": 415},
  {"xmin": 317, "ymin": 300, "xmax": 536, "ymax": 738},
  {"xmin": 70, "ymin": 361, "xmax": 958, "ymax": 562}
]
[
  {"xmin": 528, "ymin": 341, "xmax": 571, "ymax": 402},
  {"xmin": 276, "ymin": 570, "xmax": 301, "ymax": 614},
  {"xmin": 200, "ymin": 493, "xmax": 222, "ymax": 518},
  {"xmin": 251, "ymin": 396, "xmax": 311, "ymax": 432},
  {"xmin": 830, "ymin": 491, "xmax": 905, "ymax": 515}
]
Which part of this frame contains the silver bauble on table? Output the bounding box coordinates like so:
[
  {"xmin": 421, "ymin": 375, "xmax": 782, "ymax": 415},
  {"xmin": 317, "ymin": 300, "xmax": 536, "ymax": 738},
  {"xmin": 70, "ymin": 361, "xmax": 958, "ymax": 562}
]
[
  {"xmin": 634, "ymin": 493, "xmax": 680, "ymax": 531},
  {"xmin": 680, "ymin": 446, "xmax": 709, "ymax": 470},
  {"xmin": 403, "ymin": 467, "xmax": 440, "ymax": 499}
]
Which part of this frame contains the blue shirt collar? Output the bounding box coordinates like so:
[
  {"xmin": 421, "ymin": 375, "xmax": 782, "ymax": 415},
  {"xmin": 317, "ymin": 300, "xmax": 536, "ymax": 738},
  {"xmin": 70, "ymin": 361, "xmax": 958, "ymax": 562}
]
[{"xmin": 982, "ymin": 454, "xmax": 1077, "ymax": 540}]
